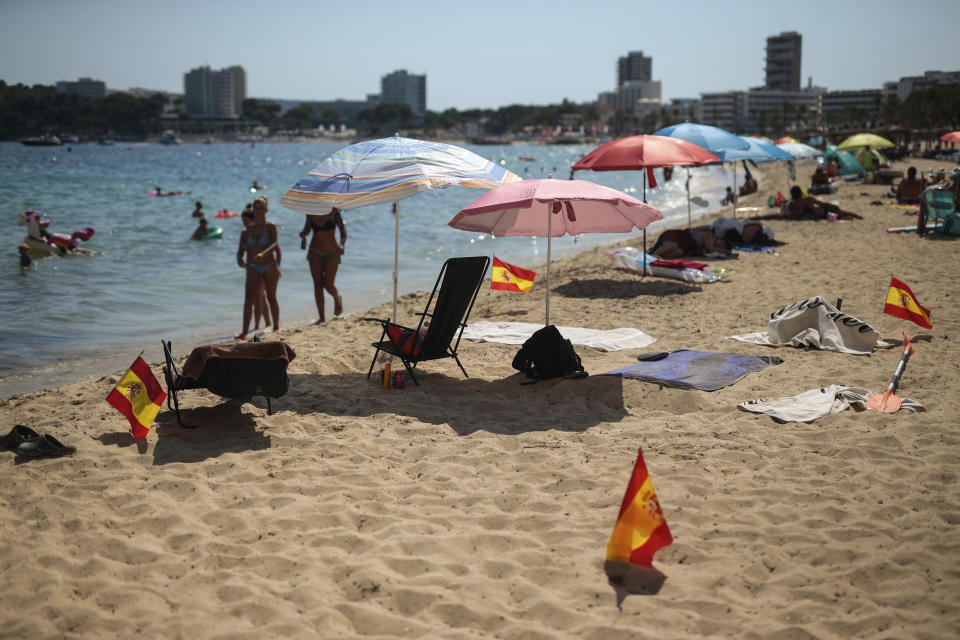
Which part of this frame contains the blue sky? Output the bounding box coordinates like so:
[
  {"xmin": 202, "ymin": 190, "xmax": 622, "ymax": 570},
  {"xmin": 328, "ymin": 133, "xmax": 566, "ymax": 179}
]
[{"xmin": 2, "ymin": 0, "xmax": 958, "ymax": 110}]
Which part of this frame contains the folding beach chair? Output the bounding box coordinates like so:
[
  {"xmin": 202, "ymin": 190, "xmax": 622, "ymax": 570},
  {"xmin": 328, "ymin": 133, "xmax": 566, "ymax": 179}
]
[
  {"xmin": 920, "ymin": 188, "xmax": 958, "ymax": 234},
  {"xmin": 365, "ymin": 256, "xmax": 490, "ymax": 386},
  {"xmin": 162, "ymin": 337, "xmax": 296, "ymax": 428}
]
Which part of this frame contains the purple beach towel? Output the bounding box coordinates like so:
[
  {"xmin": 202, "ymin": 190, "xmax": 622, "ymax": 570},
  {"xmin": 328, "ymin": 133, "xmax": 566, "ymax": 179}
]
[{"xmin": 597, "ymin": 350, "xmax": 783, "ymax": 391}]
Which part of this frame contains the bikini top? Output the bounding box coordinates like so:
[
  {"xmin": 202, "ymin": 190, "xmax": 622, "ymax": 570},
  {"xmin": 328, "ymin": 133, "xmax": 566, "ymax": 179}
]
[
  {"xmin": 311, "ymin": 216, "xmax": 336, "ymax": 232},
  {"xmin": 246, "ymin": 227, "xmax": 271, "ymax": 247}
]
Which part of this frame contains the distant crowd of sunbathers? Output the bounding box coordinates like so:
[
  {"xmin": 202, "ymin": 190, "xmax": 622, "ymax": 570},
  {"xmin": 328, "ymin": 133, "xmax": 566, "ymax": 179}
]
[{"xmin": 650, "ymin": 184, "xmax": 862, "ymax": 259}]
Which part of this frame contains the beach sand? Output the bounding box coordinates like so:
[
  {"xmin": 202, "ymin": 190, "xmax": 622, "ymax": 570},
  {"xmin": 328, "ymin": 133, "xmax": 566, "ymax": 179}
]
[{"xmin": 2, "ymin": 158, "xmax": 959, "ymax": 639}]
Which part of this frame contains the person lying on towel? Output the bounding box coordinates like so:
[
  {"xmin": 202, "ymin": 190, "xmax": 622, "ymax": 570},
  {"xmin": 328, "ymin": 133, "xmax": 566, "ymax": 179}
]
[
  {"xmin": 751, "ymin": 186, "xmax": 862, "ymax": 221},
  {"xmin": 650, "ymin": 228, "xmax": 730, "ymax": 259}
]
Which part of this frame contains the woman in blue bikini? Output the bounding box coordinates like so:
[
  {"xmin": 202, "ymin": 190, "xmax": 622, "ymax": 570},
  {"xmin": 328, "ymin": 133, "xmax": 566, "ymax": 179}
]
[
  {"xmin": 236, "ymin": 196, "xmax": 280, "ymax": 339},
  {"xmin": 299, "ymin": 207, "xmax": 346, "ymax": 323}
]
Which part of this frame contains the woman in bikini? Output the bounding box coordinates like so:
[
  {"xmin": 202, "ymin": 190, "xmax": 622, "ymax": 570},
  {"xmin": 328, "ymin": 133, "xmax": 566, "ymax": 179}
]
[
  {"xmin": 236, "ymin": 196, "xmax": 280, "ymax": 339},
  {"xmin": 299, "ymin": 207, "xmax": 346, "ymax": 323}
]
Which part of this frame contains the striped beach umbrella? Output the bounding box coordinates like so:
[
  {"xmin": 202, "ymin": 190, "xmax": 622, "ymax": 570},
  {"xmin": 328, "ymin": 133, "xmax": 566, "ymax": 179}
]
[
  {"xmin": 279, "ymin": 135, "xmax": 520, "ymax": 214},
  {"xmin": 279, "ymin": 135, "xmax": 521, "ymax": 321}
]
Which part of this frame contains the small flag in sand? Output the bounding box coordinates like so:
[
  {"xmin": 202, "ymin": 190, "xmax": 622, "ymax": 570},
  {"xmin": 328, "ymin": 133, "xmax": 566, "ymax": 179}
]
[
  {"xmin": 883, "ymin": 277, "xmax": 932, "ymax": 329},
  {"xmin": 604, "ymin": 448, "xmax": 673, "ymax": 597},
  {"xmin": 106, "ymin": 356, "xmax": 167, "ymax": 439},
  {"xmin": 491, "ymin": 256, "xmax": 535, "ymax": 292}
]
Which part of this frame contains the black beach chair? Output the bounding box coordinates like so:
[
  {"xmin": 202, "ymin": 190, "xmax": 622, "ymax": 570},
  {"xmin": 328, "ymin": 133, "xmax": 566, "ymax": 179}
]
[
  {"xmin": 162, "ymin": 337, "xmax": 296, "ymax": 428},
  {"xmin": 365, "ymin": 256, "xmax": 489, "ymax": 386}
]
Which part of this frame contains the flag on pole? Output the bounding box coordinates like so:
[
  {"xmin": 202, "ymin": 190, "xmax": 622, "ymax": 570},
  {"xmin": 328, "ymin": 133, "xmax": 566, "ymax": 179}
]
[
  {"xmin": 491, "ymin": 256, "xmax": 535, "ymax": 292},
  {"xmin": 106, "ymin": 356, "xmax": 167, "ymax": 439},
  {"xmin": 606, "ymin": 447, "xmax": 673, "ymax": 568},
  {"xmin": 883, "ymin": 277, "xmax": 932, "ymax": 329}
]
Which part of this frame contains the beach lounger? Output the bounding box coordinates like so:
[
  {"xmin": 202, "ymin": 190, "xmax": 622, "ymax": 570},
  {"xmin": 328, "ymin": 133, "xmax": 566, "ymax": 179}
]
[
  {"xmin": 161, "ymin": 338, "xmax": 296, "ymax": 428},
  {"xmin": 919, "ymin": 188, "xmax": 957, "ymax": 234},
  {"xmin": 365, "ymin": 256, "xmax": 489, "ymax": 386}
]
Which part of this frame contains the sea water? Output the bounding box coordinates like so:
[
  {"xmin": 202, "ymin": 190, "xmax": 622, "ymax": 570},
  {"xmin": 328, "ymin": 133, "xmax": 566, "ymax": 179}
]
[{"xmin": 0, "ymin": 140, "xmax": 732, "ymax": 397}]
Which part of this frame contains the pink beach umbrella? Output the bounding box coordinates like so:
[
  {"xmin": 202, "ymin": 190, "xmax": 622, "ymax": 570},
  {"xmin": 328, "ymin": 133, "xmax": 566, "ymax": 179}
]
[
  {"xmin": 940, "ymin": 131, "xmax": 960, "ymax": 143},
  {"xmin": 448, "ymin": 178, "xmax": 662, "ymax": 324}
]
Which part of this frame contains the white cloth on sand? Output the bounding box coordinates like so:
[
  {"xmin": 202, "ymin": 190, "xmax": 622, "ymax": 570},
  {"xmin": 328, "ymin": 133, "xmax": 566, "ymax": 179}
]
[
  {"xmin": 462, "ymin": 321, "xmax": 656, "ymax": 352},
  {"xmin": 738, "ymin": 384, "xmax": 926, "ymax": 422},
  {"xmin": 729, "ymin": 296, "xmax": 887, "ymax": 355}
]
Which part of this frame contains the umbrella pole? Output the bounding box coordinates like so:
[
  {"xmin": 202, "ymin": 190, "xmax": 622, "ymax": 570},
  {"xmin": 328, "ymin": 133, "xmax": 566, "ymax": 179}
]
[
  {"xmin": 686, "ymin": 167, "xmax": 692, "ymax": 229},
  {"xmin": 546, "ymin": 209, "xmax": 552, "ymax": 326},
  {"xmin": 642, "ymin": 170, "xmax": 647, "ymax": 275},
  {"xmin": 393, "ymin": 202, "xmax": 399, "ymax": 323},
  {"xmin": 732, "ymin": 162, "xmax": 738, "ymax": 217}
]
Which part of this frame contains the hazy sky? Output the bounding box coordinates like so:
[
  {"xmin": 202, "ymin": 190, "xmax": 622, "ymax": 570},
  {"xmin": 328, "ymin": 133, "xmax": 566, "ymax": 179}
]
[{"xmin": 2, "ymin": 0, "xmax": 958, "ymax": 110}]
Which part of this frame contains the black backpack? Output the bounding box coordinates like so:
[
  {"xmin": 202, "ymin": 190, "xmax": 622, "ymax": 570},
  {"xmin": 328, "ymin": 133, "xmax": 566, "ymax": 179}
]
[{"xmin": 511, "ymin": 325, "xmax": 587, "ymax": 382}]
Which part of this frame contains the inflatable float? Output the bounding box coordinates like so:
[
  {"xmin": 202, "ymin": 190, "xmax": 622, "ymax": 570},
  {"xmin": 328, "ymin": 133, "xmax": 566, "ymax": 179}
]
[
  {"xmin": 198, "ymin": 226, "xmax": 223, "ymax": 240},
  {"xmin": 604, "ymin": 246, "xmax": 727, "ymax": 284},
  {"xmin": 17, "ymin": 210, "xmax": 95, "ymax": 256},
  {"xmin": 215, "ymin": 210, "xmax": 239, "ymax": 218}
]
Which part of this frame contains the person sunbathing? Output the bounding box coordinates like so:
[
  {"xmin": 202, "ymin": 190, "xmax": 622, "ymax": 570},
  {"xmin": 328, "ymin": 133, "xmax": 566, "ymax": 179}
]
[
  {"xmin": 650, "ymin": 228, "xmax": 729, "ymax": 259},
  {"xmin": 739, "ymin": 176, "xmax": 758, "ymax": 197},
  {"xmin": 893, "ymin": 167, "xmax": 924, "ymax": 204},
  {"xmin": 751, "ymin": 186, "xmax": 862, "ymax": 221}
]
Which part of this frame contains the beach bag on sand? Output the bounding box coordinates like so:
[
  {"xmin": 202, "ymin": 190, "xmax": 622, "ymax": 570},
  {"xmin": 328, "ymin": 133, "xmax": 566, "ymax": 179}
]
[{"xmin": 512, "ymin": 325, "xmax": 587, "ymax": 383}]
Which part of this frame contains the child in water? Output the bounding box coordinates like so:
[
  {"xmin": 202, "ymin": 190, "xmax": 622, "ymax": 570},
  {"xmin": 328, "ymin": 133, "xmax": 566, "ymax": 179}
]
[{"xmin": 19, "ymin": 244, "xmax": 32, "ymax": 272}]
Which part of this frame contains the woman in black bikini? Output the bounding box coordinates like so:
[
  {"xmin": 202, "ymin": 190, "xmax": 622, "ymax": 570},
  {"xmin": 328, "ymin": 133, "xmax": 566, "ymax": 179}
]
[
  {"xmin": 236, "ymin": 196, "xmax": 281, "ymax": 339},
  {"xmin": 299, "ymin": 207, "xmax": 346, "ymax": 323}
]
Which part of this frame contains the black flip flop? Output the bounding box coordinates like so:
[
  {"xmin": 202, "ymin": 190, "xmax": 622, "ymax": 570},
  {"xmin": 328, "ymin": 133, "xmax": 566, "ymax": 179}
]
[
  {"xmin": 16, "ymin": 434, "xmax": 76, "ymax": 459},
  {"xmin": 0, "ymin": 425, "xmax": 40, "ymax": 451}
]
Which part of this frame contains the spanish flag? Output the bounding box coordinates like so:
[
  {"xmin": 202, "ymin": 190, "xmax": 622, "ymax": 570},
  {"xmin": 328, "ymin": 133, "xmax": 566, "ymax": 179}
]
[
  {"xmin": 106, "ymin": 356, "xmax": 167, "ymax": 439},
  {"xmin": 606, "ymin": 448, "xmax": 673, "ymax": 568},
  {"xmin": 491, "ymin": 256, "xmax": 535, "ymax": 292},
  {"xmin": 883, "ymin": 277, "xmax": 932, "ymax": 329}
]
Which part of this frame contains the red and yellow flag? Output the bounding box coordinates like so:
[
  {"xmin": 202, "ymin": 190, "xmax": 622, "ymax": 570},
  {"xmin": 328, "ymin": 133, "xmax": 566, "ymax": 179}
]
[
  {"xmin": 606, "ymin": 448, "xmax": 673, "ymax": 568},
  {"xmin": 491, "ymin": 256, "xmax": 535, "ymax": 292},
  {"xmin": 106, "ymin": 356, "xmax": 167, "ymax": 439},
  {"xmin": 883, "ymin": 277, "xmax": 932, "ymax": 329}
]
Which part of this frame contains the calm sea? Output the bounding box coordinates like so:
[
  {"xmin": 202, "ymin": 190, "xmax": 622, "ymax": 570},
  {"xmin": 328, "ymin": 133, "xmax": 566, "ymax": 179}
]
[{"xmin": 0, "ymin": 140, "xmax": 731, "ymax": 397}]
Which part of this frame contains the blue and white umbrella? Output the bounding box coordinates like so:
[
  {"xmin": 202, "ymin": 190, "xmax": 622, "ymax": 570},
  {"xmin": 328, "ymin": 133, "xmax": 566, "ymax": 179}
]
[
  {"xmin": 280, "ymin": 135, "xmax": 521, "ymax": 321},
  {"xmin": 655, "ymin": 123, "xmax": 752, "ymax": 226}
]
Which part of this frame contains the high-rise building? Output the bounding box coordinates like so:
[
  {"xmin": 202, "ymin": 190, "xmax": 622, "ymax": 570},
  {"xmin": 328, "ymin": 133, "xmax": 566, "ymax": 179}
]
[
  {"xmin": 765, "ymin": 31, "xmax": 802, "ymax": 91},
  {"xmin": 380, "ymin": 70, "xmax": 426, "ymax": 121},
  {"xmin": 617, "ymin": 51, "xmax": 652, "ymax": 87},
  {"xmin": 55, "ymin": 77, "xmax": 106, "ymax": 99},
  {"xmin": 183, "ymin": 65, "xmax": 247, "ymax": 118}
]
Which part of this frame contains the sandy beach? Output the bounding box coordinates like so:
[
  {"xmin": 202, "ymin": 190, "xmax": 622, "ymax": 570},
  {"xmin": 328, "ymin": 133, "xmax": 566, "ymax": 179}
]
[{"xmin": 2, "ymin": 157, "xmax": 959, "ymax": 639}]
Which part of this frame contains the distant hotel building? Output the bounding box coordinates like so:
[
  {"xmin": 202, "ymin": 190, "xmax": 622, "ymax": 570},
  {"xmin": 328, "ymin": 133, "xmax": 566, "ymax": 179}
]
[
  {"xmin": 56, "ymin": 77, "xmax": 106, "ymax": 99},
  {"xmin": 765, "ymin": 31, "xmax": 802, "ymax": 91},
  {"xmin": 617, "ymin": 51, "xmax": 652, "ymax": 86},
  {"xmin": 597, "ymin": 50, "xmax": 662, "ymax": 115},
  {"xmin": 380, "ymin": 70, "xmax": 426, "ymax": 122},
  {"xmin": 184, "ymin": 65, "xmax": 246, "ymax": 118}
]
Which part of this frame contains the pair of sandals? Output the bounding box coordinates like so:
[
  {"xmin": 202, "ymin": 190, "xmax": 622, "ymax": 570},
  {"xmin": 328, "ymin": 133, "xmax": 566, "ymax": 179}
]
[{"xmin": 0, "ymin": 425, "xmax": 76, "ymax": 459}]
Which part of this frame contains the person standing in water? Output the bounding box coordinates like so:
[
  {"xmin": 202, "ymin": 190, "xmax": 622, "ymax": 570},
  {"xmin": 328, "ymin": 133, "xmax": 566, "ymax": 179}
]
[
  {"xmin": 298, "ymin": 207, "xmax": 346, "ymax": 323},
  {"xmin": 236, "ymin": 196, "xmax": 280, "ymax": 339}
]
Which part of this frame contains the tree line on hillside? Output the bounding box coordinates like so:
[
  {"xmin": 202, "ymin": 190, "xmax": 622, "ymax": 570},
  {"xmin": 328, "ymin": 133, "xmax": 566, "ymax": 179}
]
[{"xmin": 2, "ymin": 80, "xmax": 958, "ymax": 141}]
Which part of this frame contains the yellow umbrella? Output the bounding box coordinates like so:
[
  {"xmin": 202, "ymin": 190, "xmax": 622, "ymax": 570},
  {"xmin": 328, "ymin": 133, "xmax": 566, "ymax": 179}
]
[{"xmin": 836, "ymin": 133, "xmax": 894, "ymax": 150}]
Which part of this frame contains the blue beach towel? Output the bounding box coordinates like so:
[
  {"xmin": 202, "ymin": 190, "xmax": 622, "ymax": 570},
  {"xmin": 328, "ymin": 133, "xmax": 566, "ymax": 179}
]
[{"xmin": 597, "ymin": 350, "xmax": 783, "ymax": 391}]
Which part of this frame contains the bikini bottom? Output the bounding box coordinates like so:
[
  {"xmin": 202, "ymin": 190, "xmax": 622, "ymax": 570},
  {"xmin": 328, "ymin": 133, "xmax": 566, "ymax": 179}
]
[{"xmin": 247, "ymin": 262, "xmax": 276, "ymax": 276}]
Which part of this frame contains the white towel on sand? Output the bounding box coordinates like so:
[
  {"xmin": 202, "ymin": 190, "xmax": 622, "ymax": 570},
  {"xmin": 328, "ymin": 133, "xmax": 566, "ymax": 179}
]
[
  {"xmin": 738, "ymin": 384, "xmax": 926, "ymax": 422},
  {"xmin": 462, "ymin": 321, "xmax": 656, "ymax": 352}
]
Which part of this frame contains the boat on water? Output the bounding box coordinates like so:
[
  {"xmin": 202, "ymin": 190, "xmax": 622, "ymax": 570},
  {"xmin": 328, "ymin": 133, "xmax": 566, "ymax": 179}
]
[
  {"xmin": 158, "ymin": 131, "xmax": 182, "ymax": 145},
  {"xmin": 20, "ymin": 134, "xmax": 62, "ymax": 147}
]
